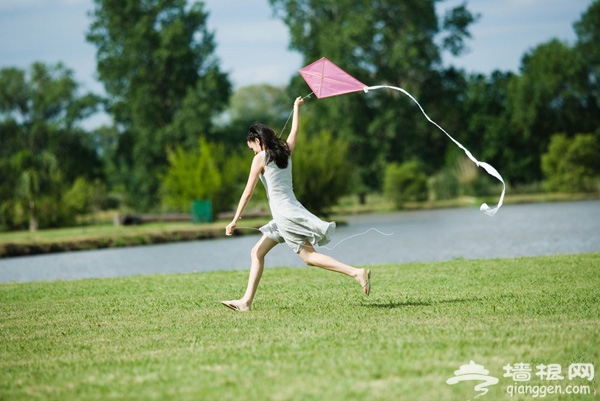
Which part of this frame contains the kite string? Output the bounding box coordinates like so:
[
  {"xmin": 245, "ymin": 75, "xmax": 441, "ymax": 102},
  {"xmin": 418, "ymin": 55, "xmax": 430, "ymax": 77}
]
[
  {"xmin": 233, "ymin": 226, "xmax": 393, "ymax": 251},
  {"xmin": 235, "ymin": 226, "xmax": 263, "ymax": 232},
  {"xmin": 320, "ymin": 228, "xmax": 393, "ymax": 251},
  {"xmin": 278, "ymin": 92, "xmax": 314, "ymax": 137},
  {"xmin": 364, "ymin": 85, "xmax": 505, "ymax": 217}
]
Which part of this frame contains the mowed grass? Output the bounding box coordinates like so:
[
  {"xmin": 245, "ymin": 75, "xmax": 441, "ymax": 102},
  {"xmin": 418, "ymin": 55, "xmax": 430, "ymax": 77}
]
[{"xmin": 1, "ymin": 253, "xmax": 598, "ymax": 401}]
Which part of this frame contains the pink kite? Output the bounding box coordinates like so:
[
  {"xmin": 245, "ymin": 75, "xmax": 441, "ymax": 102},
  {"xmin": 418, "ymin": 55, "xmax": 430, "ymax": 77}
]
[
  {"xmin": 298, "ymin": 57, "xmax": 367, "ymax": 99},
  {"xmin": 298, "ymin": 57, "xmax": 505, "ymax": 216}
]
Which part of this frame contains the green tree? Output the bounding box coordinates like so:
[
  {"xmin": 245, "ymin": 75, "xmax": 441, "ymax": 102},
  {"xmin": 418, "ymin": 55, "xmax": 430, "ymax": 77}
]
[
  {"xmin": 501, "ymin": 0, "xmax": 600, "ymax": 184},
  {"xmin": 216, "ymin": 84, "xmax": 291, "ymax": 149},
  {"xmin": 541, "ymin": 133, "xmax": 600, "ymax": 193},
  {"xmin": 458, "ymin": 71, "xmax": 519, "ymax": 182},
  {"xmin": 12, "ymin": 150, "xmax": 58, "ymax": 231},
  {"xmin": 574, "ymin": 0, "xmax": 600, "ymax": 112},
  {"xmin": 0, "ymin": 63, "xmax": 102, "ymax": 175},
  {"xmin": 0, "ymin": 63, "xmax": 103, "ymax": 230},
  {"xmin": 383, "ymin": 160, "xmax": 428, "ymax": 208},
  {"xmin": 504, "ymin": 40, "xmax": 590, "ymax": 183},
  {"xmin": 212, "ymin": 146, "xmax": 249, "ymax": 217},
  {"xmin": 292, "ymin": 129, "xmax": 352, "ymax": 216},
  {"xmin": 440, "ymin": 0, "xmax": 600, "ymax": 188},
  {"xmin": 161, "ymin": 138, "xmax": 246, "ymax": 218},
  {"xmin": 162, "ymin": 138, "xmax": 221, "ymax": 212},
  {"xmin": 63, "ymin": 177, "xmax": 108, "ymax": 223},
  {"xmin": 87, "ymin": 0, "xmax": 231, "ymax": 211},
  {"xmin": 269, "ymin": 0, "xmax": 478, "ymax": 195}
]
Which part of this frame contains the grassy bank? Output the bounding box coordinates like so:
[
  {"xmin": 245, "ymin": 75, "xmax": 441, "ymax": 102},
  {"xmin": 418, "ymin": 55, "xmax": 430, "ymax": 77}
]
[
  {"xmin": 0, "ymin": 218, "xmax": 269, "ymax": 258},
  {"xmin": 331, "ymin": 191, "xmax": 600, "ymax": 215},
  {"xmin": 1, "ymin": 253, "xmax": 598, "ymax": 400}
]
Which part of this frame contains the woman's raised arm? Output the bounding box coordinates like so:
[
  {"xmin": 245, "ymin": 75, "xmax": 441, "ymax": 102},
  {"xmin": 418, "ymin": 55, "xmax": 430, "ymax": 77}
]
[{"xmin": 286, "ymin": 96, "xmax": 304, "ymax": 154}]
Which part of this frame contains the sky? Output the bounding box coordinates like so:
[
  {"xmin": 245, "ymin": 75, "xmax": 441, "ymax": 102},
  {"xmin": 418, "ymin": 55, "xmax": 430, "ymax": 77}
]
[{"xmin": 0, "ymin": 0, "xmax": 594, "ymax": 126}]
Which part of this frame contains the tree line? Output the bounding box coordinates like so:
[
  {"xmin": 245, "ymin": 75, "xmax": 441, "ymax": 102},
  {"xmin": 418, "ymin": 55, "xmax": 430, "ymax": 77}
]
[{"xmin": 1, "ymin": 0, "xmax": 599, "ymax": 231}]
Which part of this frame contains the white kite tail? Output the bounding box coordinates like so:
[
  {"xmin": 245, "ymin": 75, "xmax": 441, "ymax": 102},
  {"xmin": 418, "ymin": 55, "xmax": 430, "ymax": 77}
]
[{"xmin": 364, "ymin": 85, "xmax": 505, "ymax": 217}]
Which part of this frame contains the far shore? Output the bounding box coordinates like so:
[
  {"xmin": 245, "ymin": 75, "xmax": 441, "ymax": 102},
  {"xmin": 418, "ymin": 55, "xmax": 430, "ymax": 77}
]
[{"xmin": 1, "ymin": 192, "xmax": 598, "ymax": 259}]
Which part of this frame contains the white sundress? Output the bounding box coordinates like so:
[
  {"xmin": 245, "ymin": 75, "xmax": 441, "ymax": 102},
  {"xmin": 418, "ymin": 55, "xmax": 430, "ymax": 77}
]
[{"xmin": 257, "ymin": 150, "xmax": 335, "ymax": 253}]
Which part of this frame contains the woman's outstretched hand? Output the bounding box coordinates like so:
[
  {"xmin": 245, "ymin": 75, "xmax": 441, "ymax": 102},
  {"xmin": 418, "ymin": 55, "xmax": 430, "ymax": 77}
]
[
  {"xmin": 294, "ymin": 96, "xmax": 304, "ymax": 109},
  {"xmin": 225, "ymin": 221, "xmax": 237, "ymax": 236}
]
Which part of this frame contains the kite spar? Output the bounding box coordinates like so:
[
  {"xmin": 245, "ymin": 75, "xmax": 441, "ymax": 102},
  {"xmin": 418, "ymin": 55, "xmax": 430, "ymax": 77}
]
[{"xmin": 299, "ymin": 57, "xmax": 505, "ymax": 217}]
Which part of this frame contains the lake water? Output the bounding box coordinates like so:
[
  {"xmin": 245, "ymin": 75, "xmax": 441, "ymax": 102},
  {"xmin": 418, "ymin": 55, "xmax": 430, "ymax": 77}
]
[{"xmin": 1, "ymin": 200, "xmax": 599, "ymax": 283}]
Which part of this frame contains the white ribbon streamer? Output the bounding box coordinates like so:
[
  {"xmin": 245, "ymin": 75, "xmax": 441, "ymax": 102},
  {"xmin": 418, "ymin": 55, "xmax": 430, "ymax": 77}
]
[{"xmin": 364, "ymin": 85, "xmax": 505, "ymax": 216}]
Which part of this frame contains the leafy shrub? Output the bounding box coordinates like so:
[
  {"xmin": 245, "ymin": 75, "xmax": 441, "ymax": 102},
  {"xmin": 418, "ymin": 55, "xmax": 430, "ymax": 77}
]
[
  {"xmin": 292, "ymin": 129, "xmax": 352, "ymax": 216},
  {"xmin": 383, "ymin": 160, "xmax": 428, "ymax": 208},
  {"xmin": 0, "ymin": 200, "xmax": 26, "ymax": 231},
  {"xmin": 427, "ymin": 170, "xmax": 459, "ymax": 201},
  {"xmin": 428, "ymin": 156, "xmax": 499, "ymax": 201},
  {"xmin": 212, "ymin": 143, "xmax": 251, "ymax": 215},
  {"xmin": 160, "ymin": 137, "xmax": 247, "ymax": 218},
  {"xmin": 161, "ymin": 137, "xmax": 222, "ymax": 213},
  {"xmin": 541, "ymin": 133, "xmax": 600, "ymax": 192},
  {"xmin": 34, "ymin": 194, "xmax": 77, "ymax": 229}
]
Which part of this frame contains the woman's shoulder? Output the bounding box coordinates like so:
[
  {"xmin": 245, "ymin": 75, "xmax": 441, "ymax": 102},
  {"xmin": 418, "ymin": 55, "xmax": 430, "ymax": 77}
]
[
  {"xmin": 253, "ymin": 151, "xmax": 266, "ymax": 164},
  {"xmin": 250, "ymin": 152, "xmax": 266, "ymax": 175},
  {"xmin": 254, "ymin": 151, "xmax": 267, "ymax": 165}
]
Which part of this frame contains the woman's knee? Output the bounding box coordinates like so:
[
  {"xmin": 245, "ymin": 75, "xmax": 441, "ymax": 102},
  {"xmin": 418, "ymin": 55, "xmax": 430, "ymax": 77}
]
[
  {"xmin": 251, "ymin": 236, "xmax": 277, "ymax": 261},
  {"xmin": 299, "ymin": 249, "xmax": 316, "ymax": 266},
  {"xmin": 250, "ymin": 245, "xmax": 264, "ymax": 261}
]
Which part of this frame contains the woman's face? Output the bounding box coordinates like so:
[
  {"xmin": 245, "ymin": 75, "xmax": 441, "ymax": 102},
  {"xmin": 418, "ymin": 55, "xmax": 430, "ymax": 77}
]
[{"xmin": 247, "ymin": 138, "xmax": 263, "ymax": 155}]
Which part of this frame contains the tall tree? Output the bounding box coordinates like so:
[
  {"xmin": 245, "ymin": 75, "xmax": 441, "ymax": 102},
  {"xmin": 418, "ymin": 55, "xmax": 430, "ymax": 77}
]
[
  {"xmin": 457, "ymin": 71, "xmax": 518, "ymax": 181},
  {"xmin": 216, "ymin": 84, "xmax": 291, "ymax": 149},
  {"xmin": 502, "ymin": 36, "xmax": 599, "ymax": 183},
  {"xmin": 269, "ymin": 0, "xmax": 478, "ymax": 193},
  {"xmin": 489, "ymin": 1, "xmax": 600, "ymax": 184},
  {"xmin": 87, "ymin": 0, "xmax": 232, "ymax": 210},
  {"xmin": 13, "ymin": 150, "xmax": 58, "ymax": 231},
  {"xmin": 573, "ymin": 0, "xmax": 600, "ymax": 136},
  {"xmin": 0, "ymin": 63, "xmax": 103, "ymax": 230},
  {"xmin": 0, "ymin": 63, "xmax": 102, "ymax": 167}
]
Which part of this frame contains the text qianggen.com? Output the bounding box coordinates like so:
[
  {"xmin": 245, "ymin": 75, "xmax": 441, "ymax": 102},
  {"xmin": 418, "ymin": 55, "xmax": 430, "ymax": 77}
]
[{"xmin": 506, "ymin": 384, "xmax": 593, "ymax": 398}]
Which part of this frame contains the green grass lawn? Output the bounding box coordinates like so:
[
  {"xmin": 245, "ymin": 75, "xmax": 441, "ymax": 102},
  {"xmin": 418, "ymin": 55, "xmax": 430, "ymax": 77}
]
[{"xmin": 1, "ymin": 253, "xmax": 598, "ymax": 401}]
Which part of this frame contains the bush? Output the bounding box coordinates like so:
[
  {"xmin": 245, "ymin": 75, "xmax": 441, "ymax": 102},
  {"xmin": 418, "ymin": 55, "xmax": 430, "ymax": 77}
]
[
  {"xmin": 427, "ymin": 170, "xmax": 459, "ymax": 201},
  {"xmin": 292, "ymin": 129, "xmax": 352, "ymax": 216},
  {"xmin": 212, "ymin": 143, "xmax": 252, "ymax": 216},
  {"xmin": 35, "ymin": 194, "xmax": 77, "ymax": 228},
  {"xmin": 0, "ymin": 200, "xmax": 27, "ymax": 231},
  {"xmin": 161, "ymin": 138, "xmax": 222, "ymax": 214},
  {"xmin": 383, "ymin": 160, "xmax": 428, "ymax": 208},
  {"xmin": 62, "ymin": 177, "xmax": 108, "ymax": 224},
  {"xmin": 541, "ymin": 133, "xmax": 600, "ymax": 192},
  {"xmin": 160, "ymin": 138, "xmax": 248, "ymax": 219}
]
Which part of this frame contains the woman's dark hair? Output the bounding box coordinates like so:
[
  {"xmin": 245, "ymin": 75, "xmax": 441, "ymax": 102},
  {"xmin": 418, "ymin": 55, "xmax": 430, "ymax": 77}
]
[{"xmin": 247, "ymin": 123, "xmax": 290, "ymax": 169}]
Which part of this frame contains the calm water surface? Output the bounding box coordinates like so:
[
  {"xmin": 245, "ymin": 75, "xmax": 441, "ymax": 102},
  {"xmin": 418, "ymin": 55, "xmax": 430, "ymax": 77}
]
[{"xmin": 1, "ymin": 200, "xmax": 599, "ymax": 283}]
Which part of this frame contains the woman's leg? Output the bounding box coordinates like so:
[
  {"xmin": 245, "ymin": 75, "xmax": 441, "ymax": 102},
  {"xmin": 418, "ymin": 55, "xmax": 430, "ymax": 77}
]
[
  {"xmin": 298, "ymin": 241, "xmax": 371, "ymax": 295},
  {"xmin": 222, "ymin": 235, "xmax": 278, "ymax": 311}
]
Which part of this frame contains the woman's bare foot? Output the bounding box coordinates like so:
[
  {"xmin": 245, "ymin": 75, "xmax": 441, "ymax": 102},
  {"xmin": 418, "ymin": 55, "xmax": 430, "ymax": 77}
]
[
  {"xmin": 221, "ymin": 300, "xmax": 251, "ymax": 312},
  {"xmin": 356, "ymin": 268, "xmax": 371, "ymax": 296}
]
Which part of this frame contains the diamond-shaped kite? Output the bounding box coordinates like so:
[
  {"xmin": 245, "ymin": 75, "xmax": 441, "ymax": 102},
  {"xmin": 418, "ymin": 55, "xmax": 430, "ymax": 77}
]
[
  {"xmin": 298, "ymin": 57, "xmax": 505, "ymax": 217},
  {"xmin": 298, "ymin": 57, "xmax": 367, "ymax": 99}
]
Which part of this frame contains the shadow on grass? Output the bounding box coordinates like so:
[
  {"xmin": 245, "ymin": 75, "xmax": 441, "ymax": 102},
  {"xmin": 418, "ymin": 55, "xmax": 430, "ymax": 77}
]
[{"xmin": 365, "ymin": 296, "xmax": 484, "ymax": 309}]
